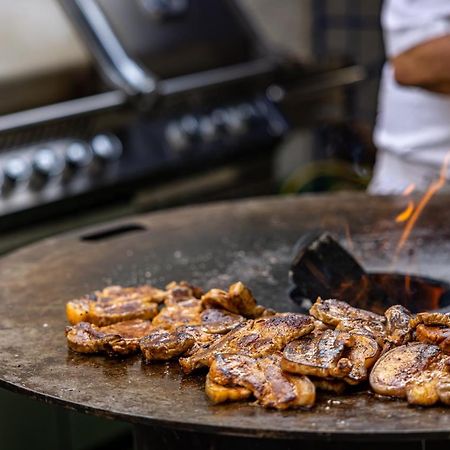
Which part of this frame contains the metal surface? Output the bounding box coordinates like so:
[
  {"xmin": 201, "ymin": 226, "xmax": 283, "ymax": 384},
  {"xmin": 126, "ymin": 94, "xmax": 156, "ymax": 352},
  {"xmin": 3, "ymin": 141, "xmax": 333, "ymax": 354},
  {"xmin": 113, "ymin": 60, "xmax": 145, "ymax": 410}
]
[{"xmin": 1, "ymin": 193, "xmax": 450, "ymax": 441}]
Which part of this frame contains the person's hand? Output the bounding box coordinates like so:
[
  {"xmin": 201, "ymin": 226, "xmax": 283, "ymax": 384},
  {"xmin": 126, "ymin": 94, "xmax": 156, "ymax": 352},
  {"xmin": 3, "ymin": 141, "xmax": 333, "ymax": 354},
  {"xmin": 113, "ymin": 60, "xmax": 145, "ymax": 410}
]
[{"xmin": 392, "ymin": 34, "xmax": 450, "ymax": 94}]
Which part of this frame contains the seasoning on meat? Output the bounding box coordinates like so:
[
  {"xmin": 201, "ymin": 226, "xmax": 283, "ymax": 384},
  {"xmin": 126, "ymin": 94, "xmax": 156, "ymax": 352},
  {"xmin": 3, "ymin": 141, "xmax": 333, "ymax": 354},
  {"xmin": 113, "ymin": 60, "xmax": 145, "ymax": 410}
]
[
  {"xmin": 179, "ymin": 313, "xmax": 314, "ymax": 374},
  {"xmin": 66, "ymin": 285, "xmax": 165, "ymax": 326},
  {"xmin": 369, "ymin": 342, "xmax": 450, "ymax": 406},
  {"xmin": 206, "ymin": 353, "xmax": 316, "ymax": 409},
  {"xmin": 66, "ymin": 319, "xmax": 154, "ymax": 355}
]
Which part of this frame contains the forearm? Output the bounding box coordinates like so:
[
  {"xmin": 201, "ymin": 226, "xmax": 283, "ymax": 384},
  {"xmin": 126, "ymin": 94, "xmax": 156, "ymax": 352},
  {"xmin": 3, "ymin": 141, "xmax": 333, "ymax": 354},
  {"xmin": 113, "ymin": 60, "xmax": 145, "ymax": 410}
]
[{"xmin": 392, "ymin": 35, "xmax": 450, "ymax": 93}]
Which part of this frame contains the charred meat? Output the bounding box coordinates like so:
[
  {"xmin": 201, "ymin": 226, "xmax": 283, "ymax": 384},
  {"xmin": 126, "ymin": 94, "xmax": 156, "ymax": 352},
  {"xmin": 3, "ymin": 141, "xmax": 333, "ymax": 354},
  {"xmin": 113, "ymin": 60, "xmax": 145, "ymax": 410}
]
[
  {"xmin": 152, "ymin": 298, "xmax": 202, "ymax": 330},
  {"xmin": 310, "ymin": 298, "xmax": 386, "ymax": 345},
  {"xmin": 164, "ymin": 281, "xmax": 204, "ymax": 305},
  {"xmin": 201, "ymin": 282, "xmax": 273, "ymax": 318},
  {"xmin": 370, "ymin": 342, "xmax": 450, "ymax": 406},
  {"xmin": 282, "ymin": 328, "xmax": 380, "ymax": 385},
  {"xmin": 66, "ymin": 319, "xmax": 154, "ymax": 355},
  {"xmin": 180, "ymin": 313, "xmax": 314, "ymax": 373},
  {"xmin": 384, "ymin": 305, "xmax": 414, "ymax": 347},
  {"xmin": 206, "ymin": 353, "xmax": 316, "ymax": 409},
  {"xmin": 415, "ymin": 324, "xmax": 450, "ymax": 354},
  {"xmin": 66, "ymin": 285, "xmax": 164, "ymax": 326}
]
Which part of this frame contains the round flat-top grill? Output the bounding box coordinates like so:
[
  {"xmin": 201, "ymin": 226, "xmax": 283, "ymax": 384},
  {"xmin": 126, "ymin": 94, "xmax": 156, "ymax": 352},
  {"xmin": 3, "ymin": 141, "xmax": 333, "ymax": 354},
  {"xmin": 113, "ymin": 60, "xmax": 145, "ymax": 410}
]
[{"xmin": 1, "ymin": 193, "xmax": 450, "ymax": 448}]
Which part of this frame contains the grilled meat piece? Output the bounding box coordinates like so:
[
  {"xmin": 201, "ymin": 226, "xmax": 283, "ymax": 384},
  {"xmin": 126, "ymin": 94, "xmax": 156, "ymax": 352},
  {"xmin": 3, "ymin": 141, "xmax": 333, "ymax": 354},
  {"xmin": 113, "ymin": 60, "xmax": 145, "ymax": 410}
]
[
  {"xmin": 384, "ymin": 305, "xmax": 414, "ymax": 346},
  {"xmin": 415, "ymin": 324, "xmax": 450, "ymax": 354},
  {"xmin": 310, "ymin": 298, "xmax": 386, "ymax": 345},
  {"xmin": 180, "ymin": 313, "xmax": 314, "ymax": 373},
  {"xmin": 152, "ymin": 298, "xmax": 202, "ymax": 330},
  {"xmin": 199, "ymin": 308, "xmax": 245, "ymax": 334},
  {"xmin": 206, "ymin": 353, "xmax": 316, "ymax": 409},
  {"xmin": 370, "ymin": 342, "xmax": 450, "ymax": 406},
  {"xmin": 140, "ymin": 325, "xmax": 223, "ymax": 362},
  {"xmin": 205, "ymin": 376, "xmax": 253, "ymax": 404},
  {"xmin": 164, "ymin": 281, "xmax": 204, "ymax": 305},
  {"xmin": 66, "ymin": 319, "xmax": 153, "ymax": 355},
  {"xmin": 140, "ymin": 308, "xmax": 242, "ymax": 361},
  {"xmin": 201, "ymin": 282, "xmax": 272, "ymax": 318},
  {"xmin": 140, "ymin": 327, "xmax": 196, "ymax": 361},
  {"xmin": 311, "ymin": 378, "xmax": 346, "ymax": 394},
  {"xmin": 410, "ymin": 312, "xmax": 450, "ymax": 329},
  {"xmin": 66, "ymin": 285, "xmax": 164, "ymax": 326},
  {"xmin": 282, "ymin": 328, "xmax": 380, "ymax": 385}
]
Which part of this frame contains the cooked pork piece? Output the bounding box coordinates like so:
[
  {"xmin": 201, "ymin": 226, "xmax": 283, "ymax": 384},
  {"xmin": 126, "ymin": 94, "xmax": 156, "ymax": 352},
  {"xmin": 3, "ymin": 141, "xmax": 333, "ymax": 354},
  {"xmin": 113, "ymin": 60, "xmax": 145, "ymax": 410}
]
[
  {"xmin": 206, "ymin": 353, "xmax": 316, "ymax": 409},
  {"xmin": 310, "ymin": 298, "xmax": 386, "ymax": 345},
  {"xmin": 66, "ymin": 285, "xmax": 164, "ymax": 326},
  {"xmin": 415, "ymin": 324, "xmax": 450, "ymax": 354},
  {"xmin": 201, "ymin": 282, "xmax": 273, "ymax": 318},
  {"xmin": 164, "ymin": 281, "xmax": 204, "ymax": 305},
  {"xmin": 140, "ymin": 308, "xmax": 242, "ymax": 361},
  {"xmin": 66, "ymin": 319, "xmax": 154, "ymax": 355},
  {"xmin": 370, "ymin": 342, "xmax": 450, "ymax": 406},
  {"xmin": 140, "ymin": 325, "xmax": 224, "ymax": 362},
  {"xmin": 384, "ymin": 305, "xmax": 414, "ymax": 346},
  {"xmin": 140, "ymin": 327, "xmax": 196, "ymax": 361},
  {"xmin": 205, "ymin": 375, "xmax": 253, "ymax": 404},
  {"xmin": 311, "ymin": 378, "xmax": 346, "ymax": 394},
  {"xmin": 282, "ymin": 328, "xmax": 380, "ymax": 385},
  {"xmin": 410, "ymin": 312, "xmax": 450, "ymax": 329},
  {"xmin": 199, "ymin": 308, "xmax": 245, "ymax": 334},
  {"xmin": 151, "ymin": 298, "xmax": 202, "ymax": 329},
  {"xmin": 180, "ymin": 313, "xmax": 314, "ymax": 374}
]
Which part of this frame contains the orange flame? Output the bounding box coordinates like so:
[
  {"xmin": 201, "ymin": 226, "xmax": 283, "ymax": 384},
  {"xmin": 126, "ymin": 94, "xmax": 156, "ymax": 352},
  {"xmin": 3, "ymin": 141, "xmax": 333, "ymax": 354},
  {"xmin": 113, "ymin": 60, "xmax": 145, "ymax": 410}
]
[
  {"xmin": 395, "ymin": 200, "xmax": 414, "ymax": 223},
  {"xmin": 395, "ymin": 152, "xmax": 450, "ymax": 256},
  {"xmin": 402, "ymin": 183, "xmax": 416, "ymax": 196}
]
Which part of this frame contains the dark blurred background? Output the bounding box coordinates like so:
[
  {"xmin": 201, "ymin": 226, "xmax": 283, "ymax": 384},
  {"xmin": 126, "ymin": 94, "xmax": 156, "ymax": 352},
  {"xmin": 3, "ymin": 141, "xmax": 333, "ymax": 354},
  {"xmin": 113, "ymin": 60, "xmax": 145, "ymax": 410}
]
[{"xmin": 0, "ymin": 0, "xmax": 383, "ymax": 448}]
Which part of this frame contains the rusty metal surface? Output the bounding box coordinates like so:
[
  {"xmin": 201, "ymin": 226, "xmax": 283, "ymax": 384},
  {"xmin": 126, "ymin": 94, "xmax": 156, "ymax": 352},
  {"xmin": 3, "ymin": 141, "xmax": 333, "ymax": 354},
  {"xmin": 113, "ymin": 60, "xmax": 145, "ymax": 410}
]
[{"xmin": 1, "ymin": 193, "xmax": 450, "ymax": 441}]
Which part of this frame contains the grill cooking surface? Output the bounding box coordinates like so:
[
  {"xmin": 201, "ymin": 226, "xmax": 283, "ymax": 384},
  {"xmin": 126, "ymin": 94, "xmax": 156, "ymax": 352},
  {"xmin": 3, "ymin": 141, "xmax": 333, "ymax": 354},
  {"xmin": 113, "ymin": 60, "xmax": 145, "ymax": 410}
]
[{"xmin": 1, "ymin": 193, "xmax": 450, "ymax": 440}]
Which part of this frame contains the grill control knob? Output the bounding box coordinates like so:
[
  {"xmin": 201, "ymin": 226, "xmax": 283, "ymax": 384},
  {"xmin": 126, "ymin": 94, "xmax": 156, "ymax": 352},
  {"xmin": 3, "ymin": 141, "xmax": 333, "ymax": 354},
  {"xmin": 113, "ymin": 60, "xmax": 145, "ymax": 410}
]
[
  {"xmin": 165, "ymin": 121, "xmax": 188, "ymax": 151},
  {"xmin": 4, "ymin": 157, "xmax": 31, "ymax": 185},
  {"xmin": 65, "ymin": 141, "xmax": 93, "ymax": 170},
  {"xmin": 33, "ymin": 148, "xmax": 65, "ymax": 179},
  {"xmin": 179, "ymin": 115, "xmax": 199, "ymax": 140},
  {"xmin": 198, "ymin": 116, "xmax": 217, "ymax": 142},
  {"xmin": 91, "ymin": 134, "xmax": 122, "ymax": 163},
  {"xmin": 236, "ymin": 103, "xmax": 259, "ymax": 123}
]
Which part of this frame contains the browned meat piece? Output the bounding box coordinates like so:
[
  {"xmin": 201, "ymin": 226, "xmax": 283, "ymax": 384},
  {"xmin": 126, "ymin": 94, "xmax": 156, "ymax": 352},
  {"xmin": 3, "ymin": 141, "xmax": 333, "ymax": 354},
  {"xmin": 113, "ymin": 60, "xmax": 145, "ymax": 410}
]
[
  {"xmin": 311, "ymin": 378, "xmax": 346, "ymax": 394},
  {"xmin": 66, "ymin": 319, "xmax": 153, "ymax": 355},
  {"xmin": 384, "ymin": 305, "xmax": 414, "ymax": 346},
  {"xmin": 200, "ymin": 308, "xmax": 245, "ymax": 334},
  {"xmin": 206, "ymin": 353, "xmax": 315, "ymax": 409},
  {"xmin": 410, "ymin": 312, "xmax": 450, "ymax": 329},
  {"xmin": 152, "ymin": 298, "xmax": 202, "ymax": 329},
  {"xmin": 140, "ymin": 309, "xmax": 241, "ymax": 361},
  {"xmin": 180, "ymin": 313, "xmax": 314, "ymax": 373},
  {"xmin": 66, "ymin": 285, "xmax": 164, "ymax": 326},
  {"xmin": 310, "ymin": 298, "xmax": 386, "ymax": 345},
  {"xmin": 140, "ymin": 328, "xmax": 196, "ymax": 361},
  {"xmin": 370, "ymin": 342, "xmax": 450, "ymax": 406},
  {"xmin": 201, "ymin": 282, "xmax": 272, "ymax": 318},
  {"xmin": 282, "ymin": 328, "xmax": 380, "ymax": 385},
  {"xmin": 415, "ymin": 324, "xmax": 450, "ymax": 354},
  {"xmin": 205, "ymin": 375, "xmax": 252, "ymax": 404},
  {"xmin": 164, "ymin": 281, "xmax": 204, "ymax": 305}
]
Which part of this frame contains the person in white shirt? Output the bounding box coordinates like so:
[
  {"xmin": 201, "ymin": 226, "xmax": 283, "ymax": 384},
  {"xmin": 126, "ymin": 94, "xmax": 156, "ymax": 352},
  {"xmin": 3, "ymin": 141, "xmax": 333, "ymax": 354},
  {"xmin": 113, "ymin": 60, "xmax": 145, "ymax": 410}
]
[{"xmin": 369, "ymin": 0, "xmax": 450, "ymax": 194}]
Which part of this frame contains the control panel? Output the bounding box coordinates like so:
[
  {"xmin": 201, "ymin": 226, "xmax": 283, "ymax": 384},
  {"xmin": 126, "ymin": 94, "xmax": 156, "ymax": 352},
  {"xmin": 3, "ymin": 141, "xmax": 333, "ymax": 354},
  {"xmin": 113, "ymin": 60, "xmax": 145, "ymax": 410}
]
[{"xmin": 0, "ymin": 96, "xmax": 287, "ymax": 217}]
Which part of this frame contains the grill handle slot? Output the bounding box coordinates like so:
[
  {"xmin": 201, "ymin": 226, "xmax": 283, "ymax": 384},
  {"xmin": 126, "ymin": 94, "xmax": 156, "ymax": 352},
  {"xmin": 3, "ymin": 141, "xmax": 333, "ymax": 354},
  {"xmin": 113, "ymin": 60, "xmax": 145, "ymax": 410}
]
[{"xmin": 80, "ymin": 223, "xmax": 146, "ymax": 242}]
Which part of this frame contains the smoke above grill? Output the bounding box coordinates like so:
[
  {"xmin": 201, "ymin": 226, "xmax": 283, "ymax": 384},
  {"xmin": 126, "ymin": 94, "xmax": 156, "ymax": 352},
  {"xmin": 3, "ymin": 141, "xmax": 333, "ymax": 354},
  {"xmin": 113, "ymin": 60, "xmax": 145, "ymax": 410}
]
[{"xmin": 289, "ymin": 231, "xmax": 450, "ymax": 314}]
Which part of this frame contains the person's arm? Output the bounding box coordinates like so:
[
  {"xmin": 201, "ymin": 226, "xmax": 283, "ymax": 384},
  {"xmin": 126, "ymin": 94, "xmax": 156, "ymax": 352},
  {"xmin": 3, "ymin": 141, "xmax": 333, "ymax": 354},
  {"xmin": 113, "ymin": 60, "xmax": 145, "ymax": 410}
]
[{"xmin": 392, "ymin": 34, "xmax": 450, "ymax": 94}]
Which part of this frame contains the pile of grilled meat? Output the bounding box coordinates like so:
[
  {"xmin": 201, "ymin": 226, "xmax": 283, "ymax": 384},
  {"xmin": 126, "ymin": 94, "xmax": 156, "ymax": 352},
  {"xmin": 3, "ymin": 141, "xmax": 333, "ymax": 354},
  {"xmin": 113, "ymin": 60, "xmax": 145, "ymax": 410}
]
[{"xmin": 65, "ymin": 282, "xmax": 450, "ymax": 410}]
